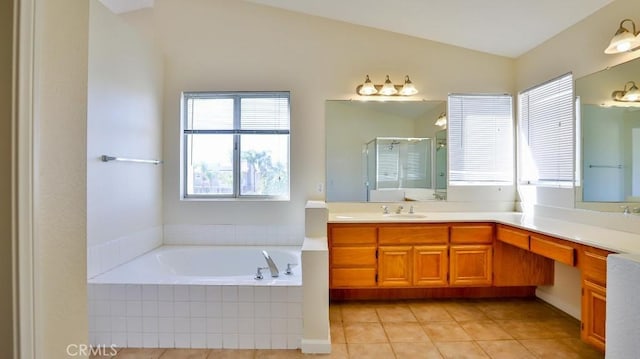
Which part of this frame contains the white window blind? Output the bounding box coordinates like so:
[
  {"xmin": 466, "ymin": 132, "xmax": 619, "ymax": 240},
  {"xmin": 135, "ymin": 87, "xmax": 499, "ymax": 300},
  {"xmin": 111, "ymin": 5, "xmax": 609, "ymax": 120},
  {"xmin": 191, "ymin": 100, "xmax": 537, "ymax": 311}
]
[
  {"xmin": 518, "ymin": 73, "xmax": 574, "ymax": 184},
  {"xmin": 448, "ymin": 94, "xmax": 514, "ymax": 185},
  {"xmin": 182, "ymin": 92, "xmax": 290, "ymax": 199}
]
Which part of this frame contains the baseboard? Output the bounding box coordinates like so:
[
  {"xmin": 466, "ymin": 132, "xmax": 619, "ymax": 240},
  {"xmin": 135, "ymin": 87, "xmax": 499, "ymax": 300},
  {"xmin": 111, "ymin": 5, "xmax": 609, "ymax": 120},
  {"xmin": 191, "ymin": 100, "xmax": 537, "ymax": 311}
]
[
  {"xmin": 535, "ymin": 288, "xmax": 581, "ymax": 319},
  {"xmin": 300, "ymin": 339, "xmax": 331, "ymax": 354}
]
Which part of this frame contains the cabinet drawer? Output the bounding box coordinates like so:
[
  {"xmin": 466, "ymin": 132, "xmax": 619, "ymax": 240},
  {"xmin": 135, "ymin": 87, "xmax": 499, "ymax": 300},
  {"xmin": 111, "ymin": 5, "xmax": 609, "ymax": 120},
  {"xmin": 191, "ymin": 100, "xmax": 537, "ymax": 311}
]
[
  {"xmin": 530, "ymin": 235, "xmax": 575, "ymax": 266},
  {"xmin": 330, "ymin": 226, "xmax": 377, "ymax": 245},
  {"xmin": 331, "ymin": 268, "xmax": 377, "ymax": 287},
  {"xmin": 582, "ymin": 247, "xmax": 610, "ymax": 285},
  {"xmin": 331, "ymin": 246, "xmax": 377, "ymax": 267},
  {"xmin": 450, "ymin": 224, "xmax": 494, "ymax": 244},
  {"xmin": 379, "ymin": 225, "xmax": 448, "ymax": 245},
  {"xmin": 496, "ymin": 225, "xmax": 529, "ymax": 250}
]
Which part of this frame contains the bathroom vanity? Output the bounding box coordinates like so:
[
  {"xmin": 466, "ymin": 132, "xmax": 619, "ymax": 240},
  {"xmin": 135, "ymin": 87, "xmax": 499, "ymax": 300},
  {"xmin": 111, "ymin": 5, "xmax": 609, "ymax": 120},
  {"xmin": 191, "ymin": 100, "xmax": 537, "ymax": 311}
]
[{"xmin": 327, "ymin": 212, "xmax": 635, "ymax": 352}]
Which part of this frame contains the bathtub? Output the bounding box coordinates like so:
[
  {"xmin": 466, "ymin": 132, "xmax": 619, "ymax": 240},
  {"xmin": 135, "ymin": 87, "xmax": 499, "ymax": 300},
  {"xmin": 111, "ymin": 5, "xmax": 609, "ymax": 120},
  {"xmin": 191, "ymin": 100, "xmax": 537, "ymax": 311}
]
[
  {"xmin": 88, "ymin": 245, "xmax": 303, "ymax": 350},
  {"xmin": 89, "ymin": 245, "xmax": 302, "ymax": 286}
]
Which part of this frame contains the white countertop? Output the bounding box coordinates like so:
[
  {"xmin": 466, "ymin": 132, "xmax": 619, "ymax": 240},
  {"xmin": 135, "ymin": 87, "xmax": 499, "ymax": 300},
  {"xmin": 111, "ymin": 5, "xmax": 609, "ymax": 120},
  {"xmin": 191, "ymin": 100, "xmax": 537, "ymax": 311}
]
[{"xmin": 328, "ymin": 211, "xmax": 640, "ymax": 254}]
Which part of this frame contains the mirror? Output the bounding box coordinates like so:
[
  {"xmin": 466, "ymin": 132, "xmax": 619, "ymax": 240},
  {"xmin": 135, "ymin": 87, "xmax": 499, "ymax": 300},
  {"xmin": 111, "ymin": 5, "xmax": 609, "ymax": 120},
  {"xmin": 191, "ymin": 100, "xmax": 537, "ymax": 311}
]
[
  {"xmin": 326, "ymin": 100, "xmax": 446, "ymax": 202},
  {"xmin": 576, "ymin": 57, "xmax": 640, "ymax": 206}
]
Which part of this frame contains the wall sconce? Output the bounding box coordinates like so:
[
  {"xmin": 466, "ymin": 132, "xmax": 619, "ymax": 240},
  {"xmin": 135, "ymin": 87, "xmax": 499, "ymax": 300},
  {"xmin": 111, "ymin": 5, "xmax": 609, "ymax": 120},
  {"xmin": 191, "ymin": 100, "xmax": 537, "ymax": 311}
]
[
  {"xmin": 434, "ymin": 112, "xmax": 447, "ymax": 127},
  {"xmin": 356, "ymin": 75, "xmax": 418, "ymax": 96},
  {"xmin": 605, "ymin": 19, "xmax": 640, "ymax": 54},
  {"xmin": 612, "ymin": 81, "xmax": 640, "ymax": 102}
]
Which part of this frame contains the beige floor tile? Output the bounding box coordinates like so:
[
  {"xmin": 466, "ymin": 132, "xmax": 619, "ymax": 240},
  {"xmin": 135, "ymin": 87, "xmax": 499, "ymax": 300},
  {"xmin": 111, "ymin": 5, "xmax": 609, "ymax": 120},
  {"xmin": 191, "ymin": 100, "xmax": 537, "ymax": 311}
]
[
  {"xmin": 410, "ymin": 303, "xmax": 455, "ymax": 323},
  {"xmin": 476, "ymin": 340, "xmax": 536, "ymax": 359},
  {"xmin": 383, "ymin": 322, "xmax": 431, "ymax": 343},
  {"xmin": 254, "ymin": 349, "xmax": 304, "ymax": 359},
  {"xmin": 558, "ymin": 338, "xmax": 605, "ymax": 359},
  {"xmin": 442, "ymin": 302, "xmax": 489, "ymax": 322},
  {"xmin": 519, "ymin": 339, "xmax": 585, "ymax": 359},
  {"xmin": 115, "ymin": 348, "xmax": 166, "ymax": 359},
  {"xmin": 459, "ymin": 320, "xmax": 513, "ymax": 340},
  {"xmin": 90, "ymin": 347, "xmax": 121, "ymax": 359},
  {"xmin": 206, "ymin": 349, "xmax": 256, "ymax": 359},
  {"xmin": 391, "ymin": 342, "xmax": 443, "ymax": 358},
  {"xmin": 347, "ymin": 343, "xmax": 395, "ymax": 359},
  {"xmin": 423, "ymin": 321, "xmax": 473, "ymax": 342},
  {"xmin": 376, "ymin": 304, "xmax": 417, "ymax": 323},
  {"xmin": 309, "ymin": 343, "xmax": 349, "ymax": 359},
  {"xmin": 329, "ymin": 305, "xmax": 343, "ymax": 323},
  {"xmin": 434, "ymin": 341, "xmax": 489, "ymax": 359},
  {"xmin": 343, "ymin": 322, "xmax": 388, "ymax": 343},
  {"xmin": 494, "ymin": 319, "xmax": 557, "ymax": 339},
  {"xmin": 341, "ymin": 306, "xmax": 380, "ymax": 323},
  {"xmin": 160, "ymin": 349, "xmax": 211, "ymax": 359},
  {"xmin": 330, "ymin": 322, "xmax": 346, "ymax": 344}
]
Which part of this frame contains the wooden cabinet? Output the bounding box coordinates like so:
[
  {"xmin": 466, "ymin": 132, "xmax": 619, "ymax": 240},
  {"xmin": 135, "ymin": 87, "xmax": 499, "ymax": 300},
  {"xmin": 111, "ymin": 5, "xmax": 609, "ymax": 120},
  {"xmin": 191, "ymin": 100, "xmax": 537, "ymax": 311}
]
[
  {"xmin": 580, "ymin": 246, "xmax": 612, "ymax": 352},
  {"xmin": 449, "ymin": 224, "xmax": 494, "ymax": 286},
  {"xmin": 378, "ymin": 224, "xmax": 449, "ymax": 287},
  {"xmin": 329, "ymin": 221, "xmax": 614, "ymax": 353},
  {"xmin": 530, "ymin": 234, "xmax": 575, "ymax": 266},
  {"xmin": 413, "ymin": 245, "xmax": 448, "ymax": 286},
  {"xmin": 582, "ymin": 279, "xmax": 607, "ymax": 352},
  {"xmin": 329, "ymin": 225, "xmax": 377, "ymax": 288},
  {"xmin": 378, "ymin": 246, "xmax": 412, "ymax": 287},
  {"xmin": 494, "ymin": 224, "xmax": 555, "ymax": 286},
  {"xmin": 450, "ymin": 244, "xmax": 492, "ymax": 286}
]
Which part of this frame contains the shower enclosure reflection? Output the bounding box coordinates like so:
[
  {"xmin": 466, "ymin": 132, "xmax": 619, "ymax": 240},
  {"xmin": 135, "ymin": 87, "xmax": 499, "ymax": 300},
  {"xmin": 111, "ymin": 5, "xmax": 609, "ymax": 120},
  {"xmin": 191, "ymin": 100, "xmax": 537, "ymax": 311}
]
[
  {"xmin": 365, "ymin": 137, "xmax": 432, "ymax": 201},
  {"xmin": 435, "ymin": 129, "xmax": 447, "ymax": 199}
]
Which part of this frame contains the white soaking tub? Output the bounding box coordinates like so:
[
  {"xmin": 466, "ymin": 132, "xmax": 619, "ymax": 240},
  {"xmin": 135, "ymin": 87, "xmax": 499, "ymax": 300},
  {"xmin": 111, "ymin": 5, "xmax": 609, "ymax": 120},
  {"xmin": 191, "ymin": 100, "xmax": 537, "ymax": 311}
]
[{"xmin": 88, "ymin": 245, "xmax": 303, "ymax": 350}]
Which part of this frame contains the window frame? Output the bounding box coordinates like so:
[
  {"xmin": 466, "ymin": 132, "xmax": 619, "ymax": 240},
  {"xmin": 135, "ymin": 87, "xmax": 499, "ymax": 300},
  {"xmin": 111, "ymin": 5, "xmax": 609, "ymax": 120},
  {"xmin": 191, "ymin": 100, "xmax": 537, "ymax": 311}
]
[
  {"xmin": 517, "ymin": 72, "xmax": 575, "ymax": 187},
  {"xmin": 181, "ymin": 91, "xmax": 291, "ymax": 200},
  {"xmin": 447, "ymin": 93, "xmax": 515, "ymax": 186}
]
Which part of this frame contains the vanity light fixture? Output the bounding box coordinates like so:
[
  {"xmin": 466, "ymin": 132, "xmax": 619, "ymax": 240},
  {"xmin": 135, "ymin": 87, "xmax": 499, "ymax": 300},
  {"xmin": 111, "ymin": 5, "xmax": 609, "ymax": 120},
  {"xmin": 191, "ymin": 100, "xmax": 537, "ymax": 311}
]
[
  {"xmin": 612, "ymin": 81, "xmax": 640, "ymax": 102},
  {"xmin": 604, "ymin": 19, "xmax": 640, "ymax": 54},
  {"xmin": 434, "ymin": 112, "xmax": 447, "ymax": 127},
  {"xmin": 356, "ymin": 75, "xmax": 418, "ymax": 96}
]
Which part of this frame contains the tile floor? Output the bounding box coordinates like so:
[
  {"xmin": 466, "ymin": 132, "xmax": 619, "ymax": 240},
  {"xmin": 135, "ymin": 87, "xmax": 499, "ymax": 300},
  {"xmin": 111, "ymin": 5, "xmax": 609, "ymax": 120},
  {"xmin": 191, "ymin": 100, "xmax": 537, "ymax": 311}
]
[{"xmin": 91, "ymin": 298, "xmax": 605, "ymax": 359}]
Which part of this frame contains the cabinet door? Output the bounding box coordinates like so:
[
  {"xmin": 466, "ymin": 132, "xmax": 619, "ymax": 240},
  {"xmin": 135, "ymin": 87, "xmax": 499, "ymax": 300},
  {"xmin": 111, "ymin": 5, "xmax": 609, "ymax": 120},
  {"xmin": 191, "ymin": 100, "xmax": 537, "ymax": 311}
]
[
  {"xmin": 414, "ymin": 245, "xmax": 448, "ymax": 287},
  {"xmin": 378, "ymin": 246, "xmax": 412, "ymax": 287},
  {"xmin": 331, "ymin": 268, "xmax": 377, "ymax": 288},
  {"xmin": 582, "ymin": 279, "xmax": 606, "ymax": 352},
  {"xmin": 449, "ymin": 244, "xmax": 492, "ymax": 286}
]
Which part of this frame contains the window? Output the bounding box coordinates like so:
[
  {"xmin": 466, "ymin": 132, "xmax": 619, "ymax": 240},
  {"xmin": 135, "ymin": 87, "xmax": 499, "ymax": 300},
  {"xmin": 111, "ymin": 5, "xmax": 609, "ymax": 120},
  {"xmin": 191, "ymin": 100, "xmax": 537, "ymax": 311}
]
[
  {"xmin": 448, "ymin": 93, "xmax": 514, "ymax": 185},
  {"xmin": 518, "ymin": 73, "xmax": 574, "ymax": 185},
  {"xmin": 182, "ymin": 92, "xmax": 290, "ymax": 199}
]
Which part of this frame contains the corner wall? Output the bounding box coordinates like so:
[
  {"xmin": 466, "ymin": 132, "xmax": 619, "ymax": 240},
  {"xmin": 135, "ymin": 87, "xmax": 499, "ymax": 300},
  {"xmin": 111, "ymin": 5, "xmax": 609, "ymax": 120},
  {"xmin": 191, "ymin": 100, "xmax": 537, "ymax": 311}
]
[
  {"xmin": 515, "ymin": 0, "xmax": 640, "ymax": 318},
  {"xmin": 87, "ymin": 0, "xmax": 164, "ymax": 278},
  {"xmin": 121, "ymin": 0, "xmax": 515, "ymax": 240},
  {"xmin": 32, "ymin": 0, "xmax": 90, "ymax": 356},
  {"xmin": 0, "ymin": 0, "xmax": 14, "ymax": 356}
]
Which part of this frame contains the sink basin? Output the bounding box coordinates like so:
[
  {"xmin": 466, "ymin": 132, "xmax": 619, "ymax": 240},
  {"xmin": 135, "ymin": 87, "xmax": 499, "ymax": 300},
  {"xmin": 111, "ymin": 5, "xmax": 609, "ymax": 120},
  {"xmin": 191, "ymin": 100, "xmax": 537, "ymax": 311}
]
[{"xmin": 383, "ymin": 213, "xmax": 427, "ymax": 219}]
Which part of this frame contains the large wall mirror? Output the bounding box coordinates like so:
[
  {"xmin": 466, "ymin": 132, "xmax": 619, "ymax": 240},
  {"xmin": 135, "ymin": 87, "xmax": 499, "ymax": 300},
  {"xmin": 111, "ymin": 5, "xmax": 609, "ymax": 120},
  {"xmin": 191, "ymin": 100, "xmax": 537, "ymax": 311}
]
[
  {"xmin": 575, "ymin": 57, "xmax": 640, "ymax": 208},
  {"xmin": 325, "ymin": 100, "xmax": 446, "ymax": 202}
]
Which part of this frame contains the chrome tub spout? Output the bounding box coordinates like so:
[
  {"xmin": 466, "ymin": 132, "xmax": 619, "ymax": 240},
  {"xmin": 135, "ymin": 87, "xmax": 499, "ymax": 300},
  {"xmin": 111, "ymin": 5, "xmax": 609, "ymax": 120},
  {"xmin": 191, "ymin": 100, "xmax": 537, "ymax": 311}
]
[{"xmin": 262, "ymin": 250, "xmax": 279, "ymax": 277}]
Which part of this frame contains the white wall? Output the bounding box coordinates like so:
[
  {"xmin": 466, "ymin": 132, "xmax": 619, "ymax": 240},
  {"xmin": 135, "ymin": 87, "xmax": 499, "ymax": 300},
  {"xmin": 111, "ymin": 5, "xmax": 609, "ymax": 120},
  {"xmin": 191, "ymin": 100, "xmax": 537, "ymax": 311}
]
[
  {"xmin": 87, "ymin": 0, "xmax": 164, "ymax": 278},
  {"xmin": 516, "ymin": 0, "xmax": 640, "ymax": 319},
  {"xmin": 0, "ymin": 0, "xmax": 14, "ymax": 355},
  {"xmin": 120, "ymin": 0, "xmax": 515, "ymax": 237},
  {"xmin": 516, "ymin": 0, "xmax": 640, "ymax": 210},
  {"xmin": 32, "ymin": 0, "xmax": 90, "ymax": 356}
]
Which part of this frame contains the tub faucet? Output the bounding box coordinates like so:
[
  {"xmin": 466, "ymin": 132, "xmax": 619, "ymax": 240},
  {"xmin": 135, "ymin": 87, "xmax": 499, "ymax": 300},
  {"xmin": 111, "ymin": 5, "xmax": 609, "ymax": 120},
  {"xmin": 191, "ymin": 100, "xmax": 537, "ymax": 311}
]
[{"xmin": 262, "ymin": 250, "xmax": 279, "ymax": 277}]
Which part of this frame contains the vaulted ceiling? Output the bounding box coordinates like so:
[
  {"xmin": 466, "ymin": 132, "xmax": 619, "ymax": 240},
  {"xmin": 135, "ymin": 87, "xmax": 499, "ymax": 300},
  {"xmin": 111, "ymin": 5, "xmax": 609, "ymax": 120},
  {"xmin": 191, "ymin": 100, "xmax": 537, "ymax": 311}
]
[{"xmin": 100, "ymin": 0, "xmax": 614, "ymax": 58}]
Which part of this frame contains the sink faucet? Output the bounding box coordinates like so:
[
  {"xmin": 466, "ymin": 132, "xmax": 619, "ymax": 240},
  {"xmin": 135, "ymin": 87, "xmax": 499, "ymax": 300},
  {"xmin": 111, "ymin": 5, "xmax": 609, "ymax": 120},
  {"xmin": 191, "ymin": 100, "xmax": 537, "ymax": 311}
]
[
  {"xmin": 621, "ymin": 205, "xmax": 630, "ymax": 215},
  {"xmin": 262, "ymin": 250, "xmax": 279, "ymax": 277},
  {"xmin": 395, "ymin": 205, "xmax": 404, "ymax": 214},
  {"xmin": 381, "ymin": 205, "xmax": 389, "ymax": 214}
]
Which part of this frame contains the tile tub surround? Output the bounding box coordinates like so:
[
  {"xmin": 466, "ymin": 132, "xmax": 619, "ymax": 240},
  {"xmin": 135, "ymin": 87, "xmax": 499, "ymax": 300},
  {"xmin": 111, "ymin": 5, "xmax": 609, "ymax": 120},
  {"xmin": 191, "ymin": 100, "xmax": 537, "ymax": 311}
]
[{"xmin": 88, "ymin": 284, "xmax": 303, "ymax": 350}]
